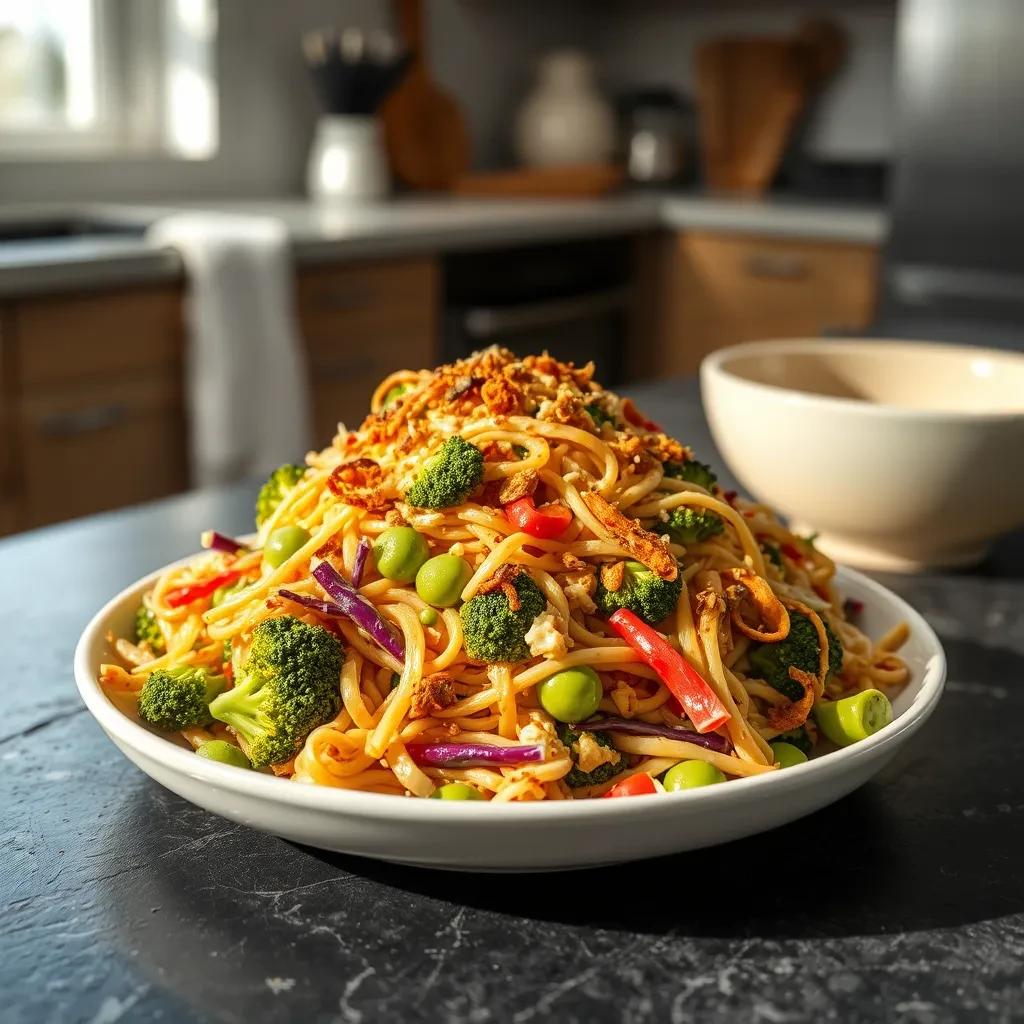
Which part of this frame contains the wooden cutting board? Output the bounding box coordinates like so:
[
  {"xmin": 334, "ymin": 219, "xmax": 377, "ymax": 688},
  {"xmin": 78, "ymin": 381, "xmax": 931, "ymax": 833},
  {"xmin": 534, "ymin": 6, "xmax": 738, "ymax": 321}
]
[
  {"xmin": 380, "ymin": 0, "xmax": 470, "ymax": 190},
  {"xmin": 695, "ymin": 19, "xmax": 846, "ymax": 195}
]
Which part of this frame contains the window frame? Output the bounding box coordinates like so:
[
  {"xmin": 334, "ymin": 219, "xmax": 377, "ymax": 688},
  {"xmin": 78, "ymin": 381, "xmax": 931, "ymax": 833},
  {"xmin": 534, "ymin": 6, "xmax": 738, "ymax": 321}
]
[{"xmin": 0, "ymin": 0, "xmax": 217, "ymax": 162}]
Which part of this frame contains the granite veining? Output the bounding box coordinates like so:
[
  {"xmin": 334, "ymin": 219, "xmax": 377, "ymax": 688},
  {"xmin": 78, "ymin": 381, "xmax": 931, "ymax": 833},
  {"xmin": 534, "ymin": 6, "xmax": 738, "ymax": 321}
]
[{"xmin": 1, "ymin": 382, "xmax": 1021, "ymax": 1024}]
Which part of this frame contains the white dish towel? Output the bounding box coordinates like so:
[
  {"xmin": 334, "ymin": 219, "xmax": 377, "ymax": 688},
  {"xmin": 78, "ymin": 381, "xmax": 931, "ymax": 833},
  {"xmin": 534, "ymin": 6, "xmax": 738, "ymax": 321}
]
[{"xmin": 147, "ymin": 213, "xmax": 313, "ymax": 488}]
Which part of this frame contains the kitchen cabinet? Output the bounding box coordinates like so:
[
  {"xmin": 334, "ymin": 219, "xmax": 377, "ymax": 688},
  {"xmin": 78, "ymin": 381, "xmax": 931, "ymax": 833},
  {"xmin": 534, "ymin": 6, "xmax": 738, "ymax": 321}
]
[
  {"xmin": 1, "ymin": 284, "xmax": 188, "ymax": 534},
  {"xmin": 0, "ymin": 256, "xmax": 439, "ymax": 539},
  {"xmin": 630, "ymin": 231, "xmax": 879, "ymax": 378},
  {"xmin": 296, "ymin": 256, "xmax": 439, "ymax": 444},
  {"xmin": 0, "ymin": 310, "xmax": 19, "ymax": 534}
]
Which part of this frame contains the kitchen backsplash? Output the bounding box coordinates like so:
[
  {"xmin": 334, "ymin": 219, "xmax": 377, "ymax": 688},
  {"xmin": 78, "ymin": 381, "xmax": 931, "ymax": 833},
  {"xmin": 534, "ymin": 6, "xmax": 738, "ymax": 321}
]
[
  {"xmin": 0, "ymin": 0, "xmax": 896, "ymax": 203},
  {"xmin": 592, "ymin": 0, "xmax": 896, "ymax": 163}
]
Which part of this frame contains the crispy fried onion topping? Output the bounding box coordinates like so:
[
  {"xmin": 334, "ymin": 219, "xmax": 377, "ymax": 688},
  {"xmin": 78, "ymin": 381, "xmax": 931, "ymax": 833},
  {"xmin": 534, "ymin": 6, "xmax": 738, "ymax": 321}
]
[
  {"xmin": 721, "ymin": 568, "xmax": 791, "ymax": 643},
  {"xmin": 478, "ymin": 564, "xmax": 523, "ymax": 611},
  {"xmin": 481, "ymin": 375, "xmax": 524, "ymax": 416},
  {"xmin": 599, "ymin": 561, "xmax": 626, "ymax": 593},
  {"xmin": 497, "ymin": 469, "xmax": 538, "ymax": 505},
  {"xmin": 766, "ymin": 667, "xmax": 820, "ymax": 732},
  {"xmin": 409, "ymin": 672, "xmax": 458, "ymax": 719},
  {"xmin": 581, "ymin": 491, "xmax": 678, "ymax": 582},
  {"xmin": 327, "ymin": 458, "xmax": 390, "ymax": 511},
  {"xmin": 694, "ymin": 586, "xmax": 733, "ymax": 658},
  {"xmin": 446, "ymin": 375, "xmax": 481, "ymax": 401},
  {"xmin": 561, "ymin": 551, "xmax": 587, "ymax": 571}
]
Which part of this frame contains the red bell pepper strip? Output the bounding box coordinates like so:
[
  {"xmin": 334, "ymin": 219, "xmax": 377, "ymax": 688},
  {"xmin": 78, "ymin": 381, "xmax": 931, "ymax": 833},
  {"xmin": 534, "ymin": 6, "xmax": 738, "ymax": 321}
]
[
  {"xmin": 620, "ymin": 398, "xmax": 663, "ymax": 433},
  {"xmin": 165, "ymin": 569, "xmax": 244, "ymax": 608},
  {"xmin": 780, "ymin": 542, "xmax": 804, "ymax": 562},
  {"xmin": 608, "ymin": 608, "xmax": 731, "ymax": 734},
  {"xmin": 604, "ymin": 773, "xmax": 657, "ymax": 798},
  {"xmin": 505, "ymin": 496, "xmax": 572, "ymax": 539}
]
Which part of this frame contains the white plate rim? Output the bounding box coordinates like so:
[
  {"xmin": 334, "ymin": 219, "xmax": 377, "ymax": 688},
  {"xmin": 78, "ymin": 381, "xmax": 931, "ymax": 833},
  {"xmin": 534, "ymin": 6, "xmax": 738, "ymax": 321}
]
[{"xmin": 74, "ymin": 559, "xmax": 946, "ymax": 825}]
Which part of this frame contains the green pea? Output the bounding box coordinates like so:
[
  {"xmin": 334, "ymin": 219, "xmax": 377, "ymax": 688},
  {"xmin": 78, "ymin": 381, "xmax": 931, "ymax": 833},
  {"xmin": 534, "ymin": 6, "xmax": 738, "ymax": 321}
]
[
  {"xmin": 419, "ymin": 606, "xmax": 439, "ymax": 626},
  {"xmin": 415, "ymin": 554, "xmax": 472, "ymax": 607},
  {"xmin": 429, "ymin": 782, "xmax": 484, "ymax": 800},
  {"xmin": 537, "ymin": 666, "xmax": 603, "ymax": 724},
  {"xmin": 770, "ymin": 741, "xmax": 808, "ymax": 769},
  {"xmin": 814, "ymin": 688, "xmax": 893, "ymax": 747},
  {"xmin": 382, "ymin": 382, "xmax": 410, "ymax": 408},
  {"xmin": 196, "ymin": 740, "xmax": 251, "ymax": 769},
  {"xmin": 264, "ymin": 525, "xmax": 311, "ymax": 568},
  {"xmin": 663, "ymin": 760, "xmax": 726, "ymax": 791},
  {"xmin": 373, "ymin": 526, "xmax": 430, "ymax": 583}
]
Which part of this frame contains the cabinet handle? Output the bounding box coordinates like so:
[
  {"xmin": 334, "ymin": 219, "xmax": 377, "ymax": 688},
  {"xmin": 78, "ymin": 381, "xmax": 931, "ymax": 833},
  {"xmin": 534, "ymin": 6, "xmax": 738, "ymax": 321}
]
[
  {"xmin": 464, "ymin": 287, "xmax": 631, "ymax": 339},
  {"xmin": 744, "ymin": 252, "xmax": 810, "ymax": 280},
  {"xmin": 39, "ymin": 402, "xmax": 129, "ymax": 437}
]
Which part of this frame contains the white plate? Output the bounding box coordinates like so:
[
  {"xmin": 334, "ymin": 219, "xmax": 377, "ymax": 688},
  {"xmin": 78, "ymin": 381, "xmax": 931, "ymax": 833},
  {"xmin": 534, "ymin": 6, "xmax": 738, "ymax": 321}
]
[{"xmin": 75, "ymin": 562, "xmax": 945, "ymax": 872}]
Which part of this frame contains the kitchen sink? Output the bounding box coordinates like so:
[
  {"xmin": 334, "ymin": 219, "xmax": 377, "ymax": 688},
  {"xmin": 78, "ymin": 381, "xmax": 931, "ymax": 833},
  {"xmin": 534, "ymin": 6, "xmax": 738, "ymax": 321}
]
[{"xmin": 0, "ymin": 216, "xmax": 148, "ymax": 244}]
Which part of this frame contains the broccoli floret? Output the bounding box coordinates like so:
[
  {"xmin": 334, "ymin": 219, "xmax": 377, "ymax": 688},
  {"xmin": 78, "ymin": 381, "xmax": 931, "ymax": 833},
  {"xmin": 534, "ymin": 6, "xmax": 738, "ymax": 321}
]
[
  {"xmin": 138, "ymin": 666, "xmax": 226, "ymax": 732},
  {"xmin": 209, "ymin": 616, "xmax": 343, "ymax": 769},
  {"xmin": 222, "ymin": 638, "xmax": 233, "ymax": 667},
  {"xmin": 255, "ymin": 463, "xmax": 306, "ymax": 528},
  {"xmin": 585, "ymin": 403, "xmax": 615, "ymax": 430},
  {"xmin": 558, "ymin": 725, "xmax": 626, "ymax": 788},
  {"xmin": 460, "ymin": 571, "xmax": 546, "ymax": 663},
  {"xmin": 665, "ymin": 506, "xmax": 724, "ymax": 545},
  {"xmin": 594, "ymin": 560, "xmax": 683, "ymax": 626},
  {"xmin": 763, "ymin": 543, "xmax": 783, "ymax": 569},
  {"xmin": 663, "ymin": 459, "xmax": 717, "ymax": 490},
  {"xmin": 134, "ymin": 603, "xmax": 165, "ymax": 655},
  {"xmin": 405, "ymin": 435, "xmax": 484, "ymax": 509},
  {"xmin": 513, "ymin": 444, "xmax": 528, "ymax": 460},
  {"xmin": 748, "ymin": 611, "xmax": 844, "ymax": 701}
]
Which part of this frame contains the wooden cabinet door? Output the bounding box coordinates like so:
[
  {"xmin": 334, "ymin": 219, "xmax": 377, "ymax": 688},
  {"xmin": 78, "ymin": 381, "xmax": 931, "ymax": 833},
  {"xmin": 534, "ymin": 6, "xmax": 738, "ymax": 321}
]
[
  {"xmin": 638, "ymin": 231, "xmax": 879, "ymax": 377},
  {"xmin": 19, "ymin": 373, "xmax": 189, "ymax": 527},
  {"xmin": 16, "ymin": 286, "xmax": 183, "ymax": 388},
  {"xmin": 296, "ymin": 257, "xmax": 439, "ymax": 444},
  {"xmin": 0, "ymin": 308, "xmax": 20, "ymax": 535},
  {"xmin": 10, "ymin": 284, "xmax": 188, "ymax": 530}
]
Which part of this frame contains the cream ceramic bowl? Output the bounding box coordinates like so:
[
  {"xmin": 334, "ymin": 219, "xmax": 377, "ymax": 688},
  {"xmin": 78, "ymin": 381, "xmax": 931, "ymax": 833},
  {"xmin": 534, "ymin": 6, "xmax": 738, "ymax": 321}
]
[
  {"xmin": 75, "ymin": 559, "xmax": 944, "ymax": 872},
  {"xmin": 701, "ymin": 339, "xmax": 1024, "ymax": 571}
]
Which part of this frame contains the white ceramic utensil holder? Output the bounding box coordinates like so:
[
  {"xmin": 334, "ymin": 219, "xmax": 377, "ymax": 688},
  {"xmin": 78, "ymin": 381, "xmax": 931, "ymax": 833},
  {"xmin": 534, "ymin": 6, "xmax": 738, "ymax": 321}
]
[{"xmin": 307, "ymin": 115, "xmax": 389, "ymax": 202}]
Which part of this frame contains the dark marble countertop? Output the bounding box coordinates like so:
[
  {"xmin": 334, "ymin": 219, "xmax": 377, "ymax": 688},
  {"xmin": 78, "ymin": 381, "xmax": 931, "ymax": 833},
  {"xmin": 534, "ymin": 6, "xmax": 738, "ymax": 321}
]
[{"xmin": 2, "ymin": 380, "xmax": 1022, "ymax": 1024}]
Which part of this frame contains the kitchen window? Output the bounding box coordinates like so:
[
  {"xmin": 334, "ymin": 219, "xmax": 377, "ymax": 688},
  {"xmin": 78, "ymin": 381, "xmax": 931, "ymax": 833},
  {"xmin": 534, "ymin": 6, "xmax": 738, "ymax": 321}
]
[{"xmin": 0, "ymin": 0, "xmax": 217, "ymax": 159}]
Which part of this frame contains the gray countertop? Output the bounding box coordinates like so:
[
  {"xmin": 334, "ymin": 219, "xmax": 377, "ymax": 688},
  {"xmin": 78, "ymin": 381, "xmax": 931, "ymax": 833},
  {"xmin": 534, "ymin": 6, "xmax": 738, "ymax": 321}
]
[
  {"xmin": 2, "ymin": 377, "xmax": 1022, "ymax": 1024},
  {"xmin": 0, "ymin": 193, "xmax": 889, "ymax": 297}
]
